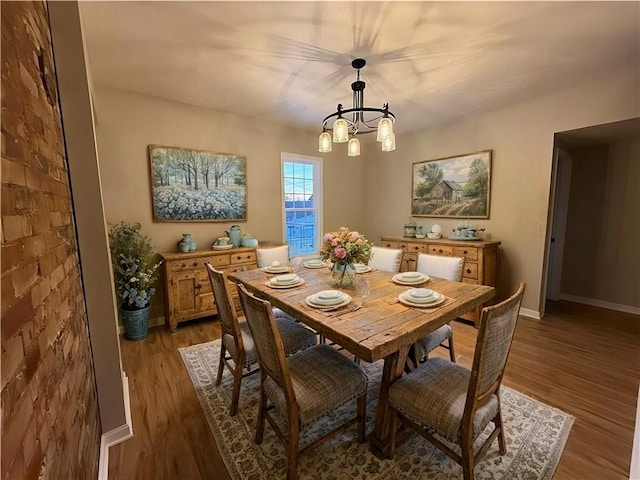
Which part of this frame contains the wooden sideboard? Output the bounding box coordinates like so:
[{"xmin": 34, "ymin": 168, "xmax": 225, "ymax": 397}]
[
  {"xmin": 160, "ymin": 247, "xmax": 257, "ymax": 332},
  {"xmin": 380, "ymin": 236, "xmax": 501, "ymax": 326}
]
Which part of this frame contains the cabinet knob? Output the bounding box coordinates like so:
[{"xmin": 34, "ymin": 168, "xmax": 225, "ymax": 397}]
[
  {"xmin": 438, "ymin": 249, "xmax": 443, "ymax": 253},
  {"xmin": 193, "ymin": 262, "xmax": 198, "ymax": 267},
  {"xmin": 466, "ymin": 268, "xmax": 472, "ymax": 274},
  {"xmin": 464, "ymin": 250, "xmax": 468, "ymax": 254},
  {"xmin": 181, "ymin": 263, "xmax": 186, "ymax": 268}
]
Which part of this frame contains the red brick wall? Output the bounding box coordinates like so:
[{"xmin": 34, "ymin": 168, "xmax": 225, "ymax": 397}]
[{"xmin": 1, "ymin": 2, "xmax": 101, "ymax": 478}]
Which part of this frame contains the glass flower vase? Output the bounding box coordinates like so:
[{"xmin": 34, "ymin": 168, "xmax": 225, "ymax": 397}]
[{"xmin": 332, "ymin": 262, "xmax": 356, "ymax": 287}]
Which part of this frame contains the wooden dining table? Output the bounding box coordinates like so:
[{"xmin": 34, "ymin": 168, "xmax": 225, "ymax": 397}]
[{"xmin": 228, "ymin": 265, "xmax": 495, "ymax": 459}]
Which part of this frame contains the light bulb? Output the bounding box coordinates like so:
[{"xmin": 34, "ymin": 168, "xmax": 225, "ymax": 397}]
[
  {"xmin": 318, "ymin": 132, "xmax": 332, "ymax": 152},
  {"xmin": 333, "ymin": 118, "xmax": 348, "ymax": 143},
  {"xmin": 347, "ymin": 137, "xmax": 361, "ymax": 156},
  {"xmin": 377, "ymin": 117, "xmax": 394, "ymax": 142},
  {"xmin": 381, "ymin": 132, "xmax": 396, "ymax": 152}
]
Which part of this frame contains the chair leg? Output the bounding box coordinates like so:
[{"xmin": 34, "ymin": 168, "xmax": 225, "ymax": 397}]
[
  {"xmin": 461, "ymin": 435, "xmax": 475, "ymax": 480},
  {"xmin": 229, "ymin": 365, "xmax": 242, "ymax": 417},
  {"xmin": 255, "ymin": 387, "xmax": 267, "ymax": 444},
  {"xmin": 448, "ymin": 329, "xmax": 456, "ymax": 363},
  {"xmin": 229, "ymin": 359, "xmax": 244, "ymax": 417},
  {"xmin": 215, "ymin": 346, "xmax": 226, "ymax": 386},
  {"xmin": 357, "ymin": 394, "xmax": 367, "ymax": 443},
  {"xmin": 286, "ymin": 417, "xmax": 300, "ymax": 480},
  {"xmin": 495, "ymin": 407, "xmax": 506, "ymax": 455}
]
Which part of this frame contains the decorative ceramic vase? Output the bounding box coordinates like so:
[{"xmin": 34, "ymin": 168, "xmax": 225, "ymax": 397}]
[
  {"xmin": 332, "ymin": 262, "xmax": 356, "ymax": 287},
  {"xmin": 120, "ymin": 305, "xmax": 150, "ymax": 341},
  {"xmin": 226, "ymin": 225, "xmax": 243, "ymax": 247},
  {"xmin": 178, "ymin": 234, "xmax": 192, "ymax": 252}
]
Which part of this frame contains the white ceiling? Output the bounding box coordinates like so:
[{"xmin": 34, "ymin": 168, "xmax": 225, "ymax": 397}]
[{"xmin": 80, "ymin": 1, "xmax": 639, "ymax": 135}]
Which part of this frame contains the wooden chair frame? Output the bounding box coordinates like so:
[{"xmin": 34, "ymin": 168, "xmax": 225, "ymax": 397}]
[
  {"xmin": 206, "ymin": 263, "xmax": 259, "ymax": 416},
  {"xmin": 390, "ymin": 282, "xmax": 525, "ymax": 480},
  {"xmin": 237, "ymin": 284, "xmax": 366, "ymax": 480}
]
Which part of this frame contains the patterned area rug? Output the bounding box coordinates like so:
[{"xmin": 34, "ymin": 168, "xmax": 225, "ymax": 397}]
[{"xmin": 180, "ymin": 340, "xmax": 573, "ymax": 480}]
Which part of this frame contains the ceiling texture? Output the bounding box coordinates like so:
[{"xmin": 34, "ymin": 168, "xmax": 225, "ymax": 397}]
[{"xmin": 80, "ymin": 1, "xmax": 639, "ymax": 136}]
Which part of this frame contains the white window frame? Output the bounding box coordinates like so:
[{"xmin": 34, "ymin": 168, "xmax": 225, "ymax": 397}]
[{"xmin": 280, "ymin": 153, "xmax": 323, "ymax": 257}]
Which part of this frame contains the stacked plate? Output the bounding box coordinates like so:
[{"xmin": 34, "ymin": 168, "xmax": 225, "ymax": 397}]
[
  {"xmin": 303, "ymin": 258, "xmax": 326, "ymax": 269},
  {"xmin": 305, "ymin": 290, "xmax": 351, "ymax": 309},
  {"xmin": 398, "ymin": 288, "xmax": 445, "ymax": 308},
  {"xmin": 267, "ymin": 274, "xmax": 304, "ymax": 289},
  {"xmin": 354, "ymin": 263, "xmax": 372, "ymax": 274},
  {"xmin": 392, "ymin": 271, "xmax": 429, "ymax": 285},
  {"xmin": 263, "ymin": 261, "xmax": 291, "ymax": 274}
]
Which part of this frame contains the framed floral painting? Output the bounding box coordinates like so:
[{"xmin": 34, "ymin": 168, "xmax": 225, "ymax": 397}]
[
  {"xmin": 149, "ymin": 145, "xmax": 247, "ymax": 222},
  {"xmin": 411, "ymin": 150, "xmax": 492, "ymax": 218}
]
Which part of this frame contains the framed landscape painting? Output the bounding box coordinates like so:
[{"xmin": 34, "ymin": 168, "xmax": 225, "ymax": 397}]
[
  {"xmin": 149, "ymin": 145, "xmax": 247, "ymax": 222},
  {"xmin": 411, "ymin": 150, "xmax": 492, "ymax": 218}
]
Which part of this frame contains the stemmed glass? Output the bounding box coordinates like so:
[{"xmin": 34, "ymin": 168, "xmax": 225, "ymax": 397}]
[
  {"xmin": 290, "ymin": 256, "xmax": 303, "ymax": 275},
  {"xmin": 356, "ymin": 278, "xmax": 370, "ymax": 307}
]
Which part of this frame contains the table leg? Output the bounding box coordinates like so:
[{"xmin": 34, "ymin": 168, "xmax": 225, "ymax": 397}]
[{"xmin": 370, "ymin": 345, "xmax": 408, "ymax": 459}]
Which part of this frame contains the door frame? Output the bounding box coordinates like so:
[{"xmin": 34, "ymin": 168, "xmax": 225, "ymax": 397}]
[{"xmin": 541, "ymin": 147, "xmax": 573, "ymax": 312}]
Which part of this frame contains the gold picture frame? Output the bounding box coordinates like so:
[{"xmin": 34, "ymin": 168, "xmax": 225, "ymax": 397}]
[
  {"xmin": 149, "ymin": 144, "xmax": 247, "ymax": 222},
  {"xmin": 411, "ymin": 150, "xmax": 492, "ymax": 218}
]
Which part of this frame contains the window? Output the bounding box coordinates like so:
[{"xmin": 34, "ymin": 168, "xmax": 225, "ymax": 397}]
[{"xmin": 281, "ymin": 154, "xmax": 322, "ymax": 256}]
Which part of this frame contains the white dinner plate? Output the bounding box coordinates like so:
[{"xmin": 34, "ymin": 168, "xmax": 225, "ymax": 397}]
[
  {"xmin": 267, "ymin": 278, "xmax": 305, "ymax": 289},
  {"xmin": 405, "ymin": 288, "xmax": 438, "ymax": 302},
  {"xmin": 392, "ymin": 273, "xmax": 429, "ymax": 285},
  {"xmin": 354, "ymin": 264, "xmax": 372, "ymax": 274},
  {"xmin": 272, "ymin": 274, "xmax": 299, "ymax": 284},
  {"xmin": 305, "ymin": 293, "xmax": 352, "ymax": 309},
  {"xmin": 398, "ymin": 291, "xmax": 446, "ymax": 308},
  {"xmin": 303, "ymin": 260, "xmax": 327, "ymax": 269},
  {"xmin": 211, "ymin": 244, "xmax": 233, "ymax": 250},
  {"xmin": 263, "ymin": 266, "xmax": 292, "ymax": 274},
  {"xmin": 310, "ymin": 290, "xmax": 346, "ymax": 305}
]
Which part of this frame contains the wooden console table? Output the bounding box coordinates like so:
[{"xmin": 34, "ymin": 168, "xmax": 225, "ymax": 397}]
[
  {"xmin": 380, "ymin": 236, "xmax": 501, "ymax": 326},
  {"xmin": 160, "ymin": 247, "xmax": 257, "ymax": 332}
]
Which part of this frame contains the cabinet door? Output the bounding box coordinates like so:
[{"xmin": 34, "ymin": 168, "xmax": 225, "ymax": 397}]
[
  {"xmin": 171, "ymin": 271, "xmax": 216, "ymax": 322},
  {"xmin": 170, "ymin": 271, "xmax": 200, "ymax": 320}
]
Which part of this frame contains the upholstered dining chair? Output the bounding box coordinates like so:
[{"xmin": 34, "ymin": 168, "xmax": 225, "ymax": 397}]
[
  {"xmin": 388, "ymin": 283, "xmax": 526, "ymax": 480},
  {"xmin": 412, "ymin": 253, "xmax": 465, "ymax": 364},
  {"xmin": 369, "ymin": 245, "xmax": 403, "ymax": 273},
  {"xmin": 256, "ymin": 244, "xmax": 290, "ymax": 268},
  {"xmin": 237, "ymin": 284, "xmax": 368, "ymax": 480},
  {"xmin": 205, "ymin": 263, "xmax": 316, "ymax": 416}
]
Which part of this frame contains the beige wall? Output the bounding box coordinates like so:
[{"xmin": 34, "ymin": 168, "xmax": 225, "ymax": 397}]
[
  {"xmin": 94, "ymin": 66, "xmax": 638, "ymax": 317},
  {"xmin": 93, "ymin": 86, "xmax": 367, "ymax": 316},
  {"xmin": 363, "ymin": 67, "xmax": 639, "ymax": 314},
  {"xmin": 562, "ymin": 138, "xmax": 640, "ymax": 307}
]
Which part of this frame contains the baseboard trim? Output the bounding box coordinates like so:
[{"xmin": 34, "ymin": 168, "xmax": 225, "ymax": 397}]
[
  {"xmin": 519, "ymin": 307, "xmax": 541, "ymax": 319},
  {"xmin": 558, "ymin": 294, "xmax": 640, "ymax": 315},
  {"xmin": 97, "ymin": 372, "xmax": 134, "ymax": 480},
  {"xmin": 117, "ymin": 315, "xmax": 165, "ymax": 335}
]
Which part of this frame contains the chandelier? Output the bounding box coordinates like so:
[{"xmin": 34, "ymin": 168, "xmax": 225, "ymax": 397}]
[{"xmin": 318, "ymin": 58, "xmax": 396, "ymax": 156}]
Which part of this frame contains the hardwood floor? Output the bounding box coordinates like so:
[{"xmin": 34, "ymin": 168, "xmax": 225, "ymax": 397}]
[{"xmin": 107, "ymin": 301, "xmax": 639, "ymax": 480}]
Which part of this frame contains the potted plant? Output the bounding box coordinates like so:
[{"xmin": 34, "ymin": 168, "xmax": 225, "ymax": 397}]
[{"xmin": 109, "ymin": 222, "xmax": 162, "ymax": 340}]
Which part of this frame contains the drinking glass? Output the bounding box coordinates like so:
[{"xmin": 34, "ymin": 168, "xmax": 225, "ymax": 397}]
[
  {"xmin": 356, "ymin": 278, "xmax": 370, "ymax": 306},
  {"xmin": 290, "ymin": 256, "xmax": 303, "ymax": 274}
]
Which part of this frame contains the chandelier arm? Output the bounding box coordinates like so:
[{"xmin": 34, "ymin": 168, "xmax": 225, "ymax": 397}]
[{"xmin": 321, "ymin": 107, "xmax": 395, "ymax": 129}]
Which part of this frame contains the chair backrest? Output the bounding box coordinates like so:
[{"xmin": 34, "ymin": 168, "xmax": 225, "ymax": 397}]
[
  {"xmin": 464, "ymin": 282, "xmax": 526, "ymax": 416},
  {"xmin": 416, "ymin": 253, "xmax": 464, "ymax": 281},
  {"xmin": 369, "ymin": 246, "xmax": 403, "ymax": 273},
  {"xmin": 236, "ymin": 284, "xmax": 292, "ymax": 393},
  {"xmin": 256, "ymin": 245, "xmax": 290, "ymax": 268},
  {"xmin": 205, "ymin": 263, "xmax": 243, "ymax": 349}
]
